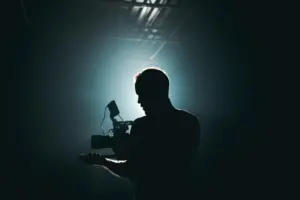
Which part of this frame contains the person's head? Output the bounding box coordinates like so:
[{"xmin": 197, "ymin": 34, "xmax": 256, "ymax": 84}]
[{"xmin": 134, "ymin": 67, "xmax": 170, "ymax": 115}]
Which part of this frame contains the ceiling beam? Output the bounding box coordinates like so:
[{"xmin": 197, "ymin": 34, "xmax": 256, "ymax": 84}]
[{"xmin": 97, "ymin": 0, "xmax": 179, "ymax": 8}]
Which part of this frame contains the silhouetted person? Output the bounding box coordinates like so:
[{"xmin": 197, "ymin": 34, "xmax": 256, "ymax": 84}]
[{"xmin": 84, "ymin": 67, "xmax": 201, "ymax": 200}]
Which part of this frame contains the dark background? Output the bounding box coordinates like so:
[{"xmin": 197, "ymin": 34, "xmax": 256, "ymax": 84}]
[{"xmin": 5, "ymin": 0, "xmax": 282, "ymax": 199}]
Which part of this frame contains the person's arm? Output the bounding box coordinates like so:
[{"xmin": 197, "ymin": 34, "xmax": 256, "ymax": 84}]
[
  {"xmin": 105, "ymin": 119, "xmax": 144, "ymax": 179},
  {"xmin": 112, "ymin": 118, "xmax": 142, "ymax": 160},
  {"xmin": 100, "ymin": 158, "xmax": 130, "ymax": 178},
  {"xmin": 80, "ymin": 119, "xmax": 142, "ymax": 178},
  {"xmin": 79, "ymin": 153, "xmax": 132, "ymax": 178}
]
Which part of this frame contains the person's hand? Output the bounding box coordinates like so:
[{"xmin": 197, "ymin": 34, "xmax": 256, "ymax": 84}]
[{"xmin": 79, "ymin": 153, "xmax": 106, "ymax": 165}]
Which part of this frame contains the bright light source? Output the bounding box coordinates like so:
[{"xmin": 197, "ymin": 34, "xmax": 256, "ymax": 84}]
[
  {"xmin": 130, "ymin": 6, "xmax": 140, "ymax": 16},
  {"xmin": 147, "ymin": 8, "xmax": 160, "ymax": 26},
  {"xmin": 138, "ymin": 7, "xmax": 151, "ymax": 23}
]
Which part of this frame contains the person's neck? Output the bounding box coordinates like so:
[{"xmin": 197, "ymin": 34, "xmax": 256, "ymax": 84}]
[
  {"xmin": 146, "ymin": 98, "xmax": 176, "ymax": 118},
  {"xmin": 162, "ymin": 98, "xmax": 173, "ymax": 108},
  {"xmin": 157, "ymin": 99, "xmax": 176, "ymax": 115}
]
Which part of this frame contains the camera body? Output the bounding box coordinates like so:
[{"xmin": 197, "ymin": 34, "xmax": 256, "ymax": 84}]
[
  {"xmin": 91, "ymin": 120, "xmax": 133, "ymax": 149},
  {"xmin": 91, "ymin": 100, "xmax": 133, "ymax": 149}
]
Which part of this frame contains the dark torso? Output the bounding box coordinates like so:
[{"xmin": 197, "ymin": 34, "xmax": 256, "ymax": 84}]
[{"xmin": 129, "ymin": 109, "xmax": 200, "ymax": 200}]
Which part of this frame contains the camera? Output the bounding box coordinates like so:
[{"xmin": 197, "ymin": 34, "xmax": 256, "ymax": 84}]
[{"xmin": 91, "ymin": 100, "xmax": 133, "ymax": 149}]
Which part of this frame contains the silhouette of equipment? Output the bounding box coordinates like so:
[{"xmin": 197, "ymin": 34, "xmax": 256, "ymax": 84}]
[
  {"xmin": 79, "ymin": 152, "xmax": 106, "ymax": 165},
  {"xmin": 80, "ymin": 100, "xmax": 133, "ymax": 164}
]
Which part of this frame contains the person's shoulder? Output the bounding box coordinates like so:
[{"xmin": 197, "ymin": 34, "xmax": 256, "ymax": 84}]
[
  {"xmin": 177, "ymin": 109, "xmax": 199, "ymax": 124},
  {"xmin": 132, "ymin": 116, "xmax": 148, "ymax": 127},
  {"xmin": 130, "ymin": 116, "xmax": 147, "ymax": 135},
  {"xmin": 133, "ymin": 116, "xmax": 147, "ymax": 123},
  {"xmin": 177, "ymin": 109, "xmax": 201, "ymax": 138}
]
